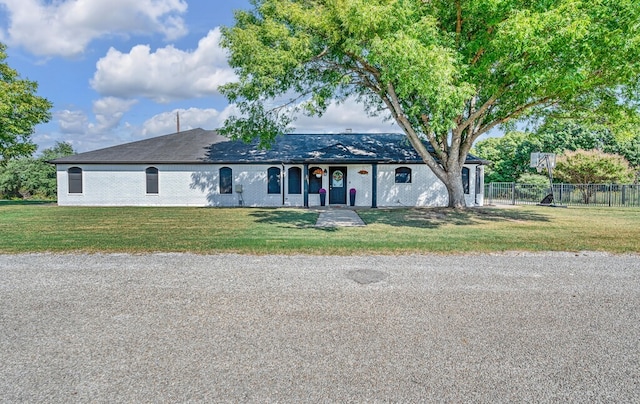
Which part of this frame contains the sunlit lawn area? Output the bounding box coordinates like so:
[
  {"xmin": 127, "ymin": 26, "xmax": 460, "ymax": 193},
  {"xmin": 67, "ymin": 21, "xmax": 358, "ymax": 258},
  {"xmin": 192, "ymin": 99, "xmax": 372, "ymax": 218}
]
[{"xmin": 0, "ymin": 202, "xmax": 638, "ymax": 254}]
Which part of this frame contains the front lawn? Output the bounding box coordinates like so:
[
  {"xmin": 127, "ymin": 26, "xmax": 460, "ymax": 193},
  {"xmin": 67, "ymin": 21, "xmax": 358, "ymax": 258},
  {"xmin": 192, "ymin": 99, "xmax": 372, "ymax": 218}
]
[{"xmin": 0, "ymin": 204, "xmax": 638, "ymax": 254}]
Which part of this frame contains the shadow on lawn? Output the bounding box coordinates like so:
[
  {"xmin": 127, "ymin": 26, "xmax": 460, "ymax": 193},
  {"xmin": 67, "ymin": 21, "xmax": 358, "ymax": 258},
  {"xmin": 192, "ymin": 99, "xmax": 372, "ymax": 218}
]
[
  {"xmin": 249, "ymin": 209, "xmax": 318, "ymax": 229},
  {"xmin": 357, "ymin": 207, "xmax": 551, "ymax": 229},
  {"xmin": 0, "ymin": 200, "xmax": 55, "ymax": 206}
]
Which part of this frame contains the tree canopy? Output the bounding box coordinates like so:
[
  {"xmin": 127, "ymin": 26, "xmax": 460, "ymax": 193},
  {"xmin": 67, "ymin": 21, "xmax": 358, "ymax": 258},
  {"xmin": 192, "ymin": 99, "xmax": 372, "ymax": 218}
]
[
  {"xmin": 0, "ymin": 43, "xmax": 52, "ymax": 162},
  {"xmin": 220, "ymin": 0, "xmax": 640, "ymax": 207},
  {"xmin": 555, "ymin": 149, "xmax": 635, "ymax": 185},
  {"xmin": 0, "ymin": 142, "xmax": 75, "ymax": 200}
]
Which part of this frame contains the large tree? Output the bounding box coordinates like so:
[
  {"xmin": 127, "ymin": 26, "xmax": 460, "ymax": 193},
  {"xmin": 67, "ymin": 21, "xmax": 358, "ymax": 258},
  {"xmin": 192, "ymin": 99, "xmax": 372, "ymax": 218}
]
[
  {"xmin": 220, "ymin": 0, "xmax": 640, "ymax": 208},
  {"xmin": 0, "ymin": 43, "xmax": 52, "ymax": 162}
]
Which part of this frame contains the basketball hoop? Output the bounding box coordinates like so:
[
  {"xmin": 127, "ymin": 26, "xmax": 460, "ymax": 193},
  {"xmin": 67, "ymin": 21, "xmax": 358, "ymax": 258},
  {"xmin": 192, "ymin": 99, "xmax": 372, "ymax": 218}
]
[{"xmin": 530, "ymin": 152, "xmax": 557, "ymax": 205}]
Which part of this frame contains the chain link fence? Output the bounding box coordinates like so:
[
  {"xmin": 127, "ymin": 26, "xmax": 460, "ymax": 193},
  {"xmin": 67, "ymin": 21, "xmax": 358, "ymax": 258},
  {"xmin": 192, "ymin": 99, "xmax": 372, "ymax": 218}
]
[{"xmin": 485, "ymin": 183, "xmax": 640, "ymax": 207}]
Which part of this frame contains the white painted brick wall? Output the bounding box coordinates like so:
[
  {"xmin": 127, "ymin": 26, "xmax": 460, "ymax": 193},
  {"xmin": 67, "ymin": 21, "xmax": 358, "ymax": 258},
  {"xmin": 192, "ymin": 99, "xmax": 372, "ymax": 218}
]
[{"xmin": 56, "ymin": 163, "xmax": 484, "ymax": 207}]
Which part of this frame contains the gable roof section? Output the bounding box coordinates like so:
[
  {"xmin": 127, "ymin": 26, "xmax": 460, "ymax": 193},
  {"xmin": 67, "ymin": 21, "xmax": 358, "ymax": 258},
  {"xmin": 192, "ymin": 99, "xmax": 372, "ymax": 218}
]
[{"xmin": 52, "ymin": 128, "xmax": 488, "ymax": 165}]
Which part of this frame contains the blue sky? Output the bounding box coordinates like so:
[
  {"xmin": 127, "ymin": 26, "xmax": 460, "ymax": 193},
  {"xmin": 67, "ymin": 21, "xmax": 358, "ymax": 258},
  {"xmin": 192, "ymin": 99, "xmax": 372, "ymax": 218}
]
[{"xmin": 0, "ymin": 0, "xmax": 397, "ymax": 154}]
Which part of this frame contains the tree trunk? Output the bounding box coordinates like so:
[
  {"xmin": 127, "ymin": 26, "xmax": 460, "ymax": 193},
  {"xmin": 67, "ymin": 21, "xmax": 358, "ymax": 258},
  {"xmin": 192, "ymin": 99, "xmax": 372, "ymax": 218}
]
[{"xmin": 444, "ymin": 168, "xmax": 467, "ymax": 209}]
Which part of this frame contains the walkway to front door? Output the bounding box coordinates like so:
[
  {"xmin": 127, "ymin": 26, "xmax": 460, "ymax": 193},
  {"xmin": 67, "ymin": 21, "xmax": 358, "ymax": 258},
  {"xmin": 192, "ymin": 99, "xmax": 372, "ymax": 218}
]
[{"xmin": 315, "ymin": 207, "xmax": 366, "ymax": 228}]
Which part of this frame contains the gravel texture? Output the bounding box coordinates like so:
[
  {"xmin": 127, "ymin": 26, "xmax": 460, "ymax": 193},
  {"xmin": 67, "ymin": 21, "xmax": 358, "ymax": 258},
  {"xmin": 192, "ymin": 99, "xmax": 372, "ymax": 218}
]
[{"xmin": 1, "ymin": 252, "xmax": 639, "ymax": 402}]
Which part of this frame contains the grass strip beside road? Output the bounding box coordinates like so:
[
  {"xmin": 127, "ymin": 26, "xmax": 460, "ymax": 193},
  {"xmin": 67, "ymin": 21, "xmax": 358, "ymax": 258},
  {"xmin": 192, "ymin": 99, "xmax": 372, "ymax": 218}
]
[{"xmin": 0, "ymin": 204, "xmax": 638, "ymax": 254}]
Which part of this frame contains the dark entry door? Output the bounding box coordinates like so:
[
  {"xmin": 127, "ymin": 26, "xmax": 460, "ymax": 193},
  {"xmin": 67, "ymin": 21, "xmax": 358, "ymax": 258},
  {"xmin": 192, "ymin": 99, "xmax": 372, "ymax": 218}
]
[{"xmin": 329, "ymin": 167, "xmax": 347, "ymax": 204}]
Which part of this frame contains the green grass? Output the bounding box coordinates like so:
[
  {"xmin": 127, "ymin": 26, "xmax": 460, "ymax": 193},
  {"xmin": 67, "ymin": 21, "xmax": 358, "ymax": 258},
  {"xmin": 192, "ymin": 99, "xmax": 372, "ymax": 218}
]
[{"xmin": 0, "ymin": 204, "xmax": 639, "ymax": 254}]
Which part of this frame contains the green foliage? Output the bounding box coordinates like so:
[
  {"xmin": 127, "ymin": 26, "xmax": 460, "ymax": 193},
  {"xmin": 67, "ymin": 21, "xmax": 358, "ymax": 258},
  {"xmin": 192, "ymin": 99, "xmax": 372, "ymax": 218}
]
[
  {"xmin": 473, "ymin": 121, "xmax": 640, "ymax": 182},
  {"xmin": 0, "ymin": 43, "xmax": 52, "ymax": 162},
  {"xmin": 0, "ymin": 142, "xmax": 75, "ymax": 200},
  {"xmin": 515, "ymin": 173, "xmax": 551, "ymax": 201},
  {"xmin": 554, "ymin": 149, "xmax": 635, "ymax": 184},
  {"xmin": 472, "ymin": 132, "xmax": 545, "ymax": 182},
  {"xmin": 517, "ymin": 173, "xmax": 549, "ymax": 185},
  {"xmin": 221, "ymin": 0, "xmax": 640, "ymax": 208}
]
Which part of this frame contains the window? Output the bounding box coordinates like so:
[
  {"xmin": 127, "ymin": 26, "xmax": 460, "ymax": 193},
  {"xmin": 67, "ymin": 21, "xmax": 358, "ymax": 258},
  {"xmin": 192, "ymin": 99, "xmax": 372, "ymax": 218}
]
[
  {"xmin": 68, "ymin": 167, "xmax": 82, "ymax": 193},
  {"xmin": 268, "ymin": 167, "xmax": 281, "ymax": 194},
  {"xmin": 288, "ymin": 167, "xmax": 302, "ymax": 194},
  {"xmin": 308, "ymin": 166, "xmax": 323, "ymax": 193},
  {"xmin": 219, "ymin": 167, "xmax": 233, "ymax": 194},
  {"xmin": 395, "ymin": 167, "xmax": 412, "ymax": 183},
  {"xmin": 475, "ymin": 167, "xmax": 483, "ymax": 195},
  {"xmin": 146, "ymin": 167, "xmax": 159, "ymax": 194},
  {"xmin": 462, "ymin": 167, "xmax": 470, "ymax": 194}
]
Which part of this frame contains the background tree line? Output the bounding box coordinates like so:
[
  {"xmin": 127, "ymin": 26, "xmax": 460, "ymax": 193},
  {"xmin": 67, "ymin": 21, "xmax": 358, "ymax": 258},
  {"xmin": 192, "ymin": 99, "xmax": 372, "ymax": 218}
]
[
  {"xmin": 0, "ymin": 142, "xmax": 75, "ymax": 200},
  {"xmin": 472, "ymin": 121, "xmax": 639, "ymax": 184}
]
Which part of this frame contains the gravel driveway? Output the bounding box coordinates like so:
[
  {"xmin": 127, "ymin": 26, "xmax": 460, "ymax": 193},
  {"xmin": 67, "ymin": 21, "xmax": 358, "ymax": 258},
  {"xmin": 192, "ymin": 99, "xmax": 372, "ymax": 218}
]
[{"xmin": 1, "ymin": 252, "xmax": 639, "ymax": 402}]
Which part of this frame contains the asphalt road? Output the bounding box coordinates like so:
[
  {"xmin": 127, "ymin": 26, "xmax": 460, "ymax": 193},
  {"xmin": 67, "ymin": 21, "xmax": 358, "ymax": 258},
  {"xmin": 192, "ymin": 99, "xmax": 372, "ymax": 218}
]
[{"xmin": 1, "ymin": 252, "xmax": 639, "ymax": 402}]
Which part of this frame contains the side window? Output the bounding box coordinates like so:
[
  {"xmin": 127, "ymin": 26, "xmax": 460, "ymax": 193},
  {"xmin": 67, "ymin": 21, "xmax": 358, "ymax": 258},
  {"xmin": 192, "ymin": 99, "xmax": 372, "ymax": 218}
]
[
  {"xmin": 288, "ymin": 167, "xmax": 302, "ymax": 194},
  {"xmin": 268, "ymin": 167, "xmax": 281, "ymax": 194},
  {"xmin": 308, "ymin": 166, "xmax": 323, "ymax": 193},
  {"xmin": 68, "ymin": 167, "xmax": 83, "ymax": 193},
  {"xmin": 475, "ymin": 167, "xmax": 483, "ymax": 194},
  {"xmin": 462, "ymin": 167, "xmax": 470, "ymax": 194},
  {"xmin": 146, "ymin": 167, "xmax": 159, "ymax": 194},
  {"xmin": 219, "ymin": 167, "xmax": 233, "ymax": 194},
  {"xmin": 395, "ymin": 167, "xmax": 412, "ymax": 184}
]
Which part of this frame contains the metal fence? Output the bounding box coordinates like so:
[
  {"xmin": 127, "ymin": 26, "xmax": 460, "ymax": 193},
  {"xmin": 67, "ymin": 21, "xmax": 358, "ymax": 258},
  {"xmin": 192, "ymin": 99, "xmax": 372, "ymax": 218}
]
[{"xmin": 485, "ymin": 182, "xmax": 640, "ymax": 207}]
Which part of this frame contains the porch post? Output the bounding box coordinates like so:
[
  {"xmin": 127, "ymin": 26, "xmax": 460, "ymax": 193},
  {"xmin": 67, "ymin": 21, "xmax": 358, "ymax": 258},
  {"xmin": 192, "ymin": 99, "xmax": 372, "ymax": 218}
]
[
  {"xmin": 372, "ymin": 163, "xmax": 378, "ymax": 208},
  {"xmin": 303, "ymin": 163, "xmax": 309, "ymax": 207}
]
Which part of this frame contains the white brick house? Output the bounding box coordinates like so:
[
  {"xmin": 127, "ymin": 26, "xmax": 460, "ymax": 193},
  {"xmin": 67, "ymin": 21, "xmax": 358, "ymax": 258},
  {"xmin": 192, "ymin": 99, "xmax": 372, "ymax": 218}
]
[{"xmin": 52, "ymin": 129, "xmax": 487, "ymax": 207}]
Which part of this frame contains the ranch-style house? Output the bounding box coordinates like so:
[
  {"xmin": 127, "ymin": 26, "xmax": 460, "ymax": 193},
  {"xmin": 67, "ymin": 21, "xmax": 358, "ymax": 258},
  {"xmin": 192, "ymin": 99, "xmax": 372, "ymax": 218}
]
[{"xmin": 51, "ymin": 128, "xmax": 487, "ymax": 208}]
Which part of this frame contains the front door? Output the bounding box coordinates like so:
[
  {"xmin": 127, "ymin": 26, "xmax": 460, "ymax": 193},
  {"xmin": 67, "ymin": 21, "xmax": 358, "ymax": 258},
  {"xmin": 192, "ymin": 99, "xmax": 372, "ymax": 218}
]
[{"xmin": 329, "ymin": 167, "xmax": 347, "ymax": 204}]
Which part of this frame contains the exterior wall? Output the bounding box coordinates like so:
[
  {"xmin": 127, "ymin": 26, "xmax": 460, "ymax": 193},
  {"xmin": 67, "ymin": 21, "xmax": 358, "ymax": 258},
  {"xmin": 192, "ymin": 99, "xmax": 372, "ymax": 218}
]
[
  {"xmin": 56, "ymin": 164, "xmax": 306, "ymax": 207},
  {"xmin": 377, "ymin": 164, "xmax": 448, "ymax": 207},
  {"xmin": 56, "ymin": 162, "xmax": 484, "ymax": 207},
  {"xmin": 376, "ymin": 163, "xmax": 484, "ymax": 207}
]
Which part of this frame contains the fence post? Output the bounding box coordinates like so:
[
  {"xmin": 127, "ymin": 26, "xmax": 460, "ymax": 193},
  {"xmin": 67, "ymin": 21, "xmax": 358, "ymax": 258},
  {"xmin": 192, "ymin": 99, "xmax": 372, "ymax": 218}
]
[
  {"xmin": 608, "ymin": 183, "xmax": 612, "ymax": 207},
  {"xmin": 622, "ymin": 185, "xmax": 626, "ymax": 206},
  {"xmin": 488, "ymin": 183, "xmax": 493, "ymax": 205},
  {"xmin": 511, "ymin": 182, "xmax": 516, "ymax": 205}
]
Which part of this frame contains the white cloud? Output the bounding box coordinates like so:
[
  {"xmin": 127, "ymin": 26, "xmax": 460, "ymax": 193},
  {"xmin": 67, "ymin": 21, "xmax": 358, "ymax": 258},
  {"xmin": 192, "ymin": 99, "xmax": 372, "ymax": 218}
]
[
  {"xmin": 56, "ymin": 110, "xmax": 90, "ymax": 135},
  {"xmin": 141, "ymin": 105, "xmax": 238, "ymax": 137},
  {"xmin": 90, "ymin": 97, "xmax": 138, "ymax": 133},
  {"xmin": 91, "ymin": 29, "xmax": 235, "ymax": 103},
  {"xmin": 57, "ymin": 97, "xmax": 137, "ymax": 135},
  {"xmin": 0, "ymin": 0, "xmax": 188, "ymax": 57},
  {"xmin": 292, "ymin": 97, "xmax": 398, "ymax": 133}
]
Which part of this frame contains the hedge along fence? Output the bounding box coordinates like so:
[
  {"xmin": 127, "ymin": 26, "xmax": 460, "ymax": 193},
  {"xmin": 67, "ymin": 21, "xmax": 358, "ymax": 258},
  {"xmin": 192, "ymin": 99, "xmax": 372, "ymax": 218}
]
[{"xmin": 485, "ymin": 183, "xmax": 640, "ymax": 207}]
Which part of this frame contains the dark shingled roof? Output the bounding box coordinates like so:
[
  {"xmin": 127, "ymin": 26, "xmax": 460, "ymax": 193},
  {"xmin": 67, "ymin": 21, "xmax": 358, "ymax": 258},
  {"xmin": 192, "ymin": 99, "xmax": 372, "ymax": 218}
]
[{"xmin": 51, "ymin": 128, "xmax": 488, "ymax": 165}]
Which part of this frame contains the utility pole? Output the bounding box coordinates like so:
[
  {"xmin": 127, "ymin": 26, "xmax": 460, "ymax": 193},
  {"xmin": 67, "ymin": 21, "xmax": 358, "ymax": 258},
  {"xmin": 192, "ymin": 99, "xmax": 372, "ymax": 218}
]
[{"xmin": 176, "ymin": 111, "xmax": 180, "ymax": 133}]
